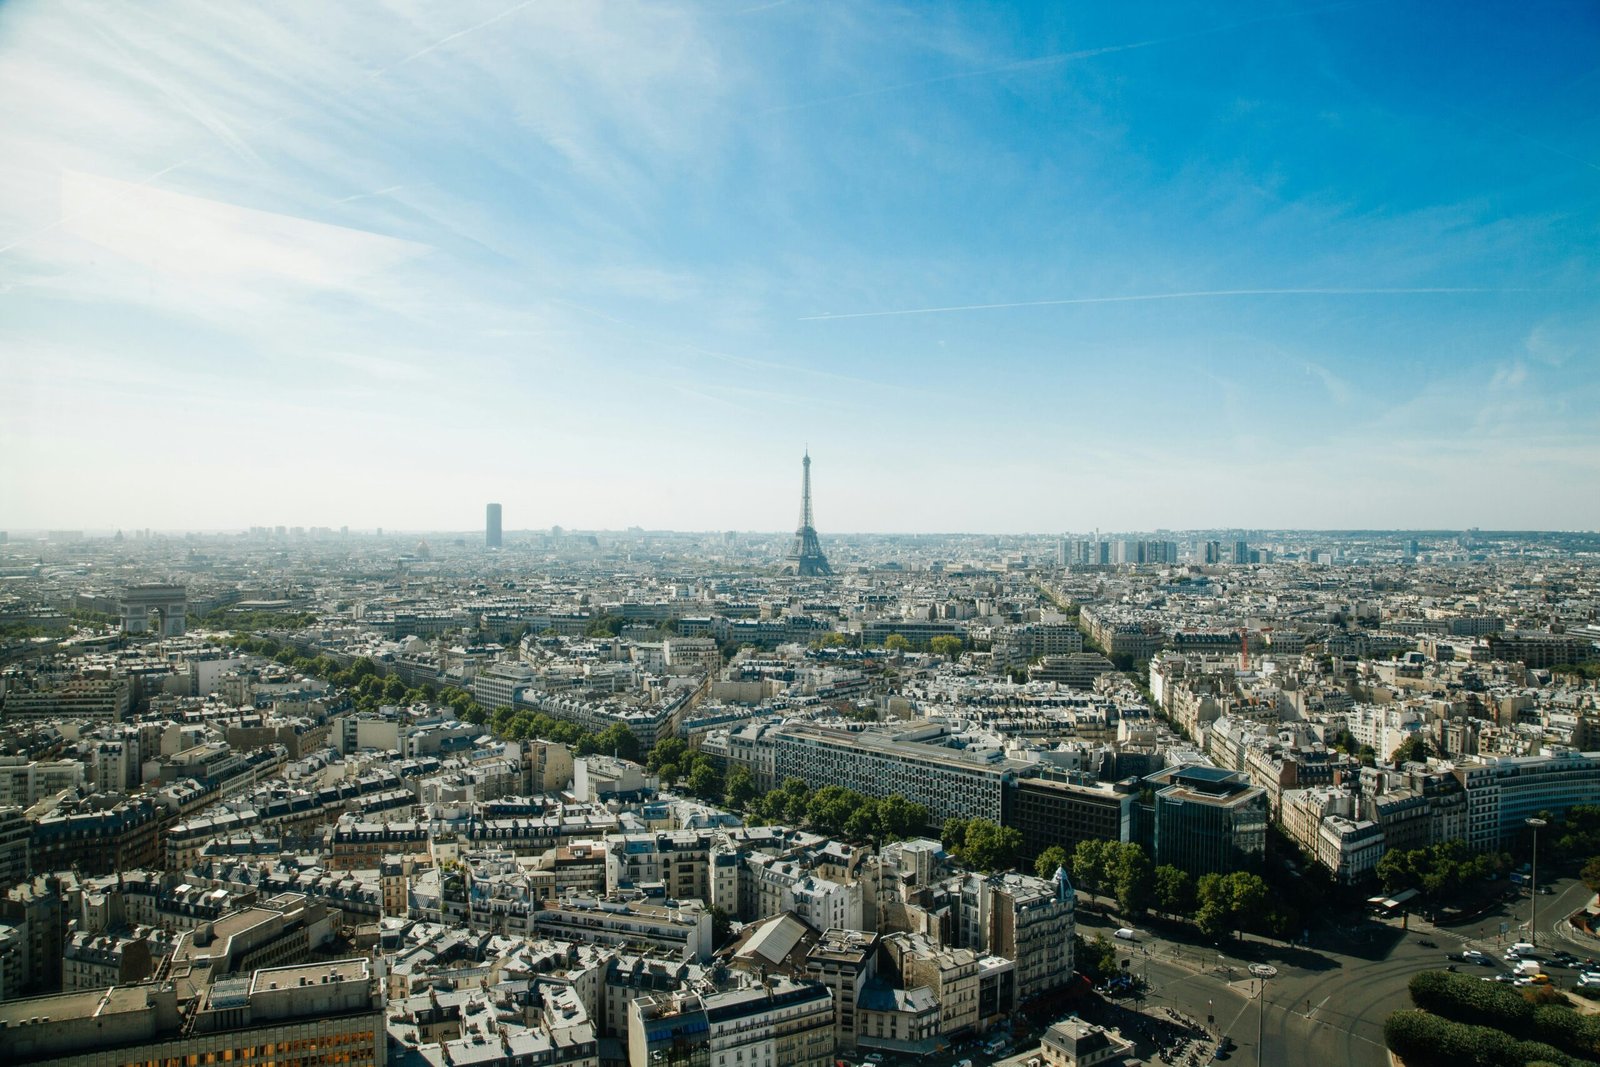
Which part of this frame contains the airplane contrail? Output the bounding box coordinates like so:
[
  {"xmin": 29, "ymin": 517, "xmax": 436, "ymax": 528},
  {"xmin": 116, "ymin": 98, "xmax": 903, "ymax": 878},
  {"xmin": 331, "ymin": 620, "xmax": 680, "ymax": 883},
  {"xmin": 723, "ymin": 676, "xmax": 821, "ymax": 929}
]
[
  {"xmin": 798, "ymin": 288, "xmax": 1517, "ymax": 321},
  {"xmin": 765, "ymin": 1, "xmax": 1371, "ymax": 115}
]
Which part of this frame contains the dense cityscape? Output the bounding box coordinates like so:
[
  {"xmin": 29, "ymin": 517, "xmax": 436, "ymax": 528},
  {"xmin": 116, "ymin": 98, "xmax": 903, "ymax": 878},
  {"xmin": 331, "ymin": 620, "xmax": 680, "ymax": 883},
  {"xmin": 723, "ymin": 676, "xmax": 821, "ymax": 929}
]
[
  {"xmin": 5, "ymin": 2, "xmax": 1597, "ymax": 1066},
  {"xmin": 2, "ymin": 460, "xmax": 1599, "ymax": 1067}
]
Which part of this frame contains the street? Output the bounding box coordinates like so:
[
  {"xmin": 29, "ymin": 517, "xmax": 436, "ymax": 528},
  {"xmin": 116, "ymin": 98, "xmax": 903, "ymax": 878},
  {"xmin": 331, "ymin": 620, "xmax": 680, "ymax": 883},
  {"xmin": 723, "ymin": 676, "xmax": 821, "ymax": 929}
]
[{"xmin": 1071, "ymin": 872, "xmax": 1597, "ymax": 1067}]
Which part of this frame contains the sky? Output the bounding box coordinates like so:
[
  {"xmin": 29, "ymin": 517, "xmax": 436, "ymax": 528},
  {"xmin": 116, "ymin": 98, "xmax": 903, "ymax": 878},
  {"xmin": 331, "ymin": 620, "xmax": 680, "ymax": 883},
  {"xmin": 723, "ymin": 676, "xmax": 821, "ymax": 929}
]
[{"xmin": 2, "ymin": 0, "xmax": 1597, "ymax": 534}]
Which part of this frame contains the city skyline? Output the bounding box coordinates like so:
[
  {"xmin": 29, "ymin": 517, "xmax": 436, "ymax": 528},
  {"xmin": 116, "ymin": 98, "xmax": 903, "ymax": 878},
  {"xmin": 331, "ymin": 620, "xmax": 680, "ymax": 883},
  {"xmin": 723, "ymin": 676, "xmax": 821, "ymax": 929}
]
[{"xmin": 3, "ymin": 1, "xmax": 1598, "ymax": 532}]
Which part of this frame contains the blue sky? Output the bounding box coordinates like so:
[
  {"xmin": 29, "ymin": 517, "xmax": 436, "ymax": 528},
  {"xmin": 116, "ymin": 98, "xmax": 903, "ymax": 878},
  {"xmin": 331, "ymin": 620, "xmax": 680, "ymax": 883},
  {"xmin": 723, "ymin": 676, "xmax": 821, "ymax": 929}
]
[{"xmin": 2, "ymin": 0, "xmax": 1596, "ymax": 533}]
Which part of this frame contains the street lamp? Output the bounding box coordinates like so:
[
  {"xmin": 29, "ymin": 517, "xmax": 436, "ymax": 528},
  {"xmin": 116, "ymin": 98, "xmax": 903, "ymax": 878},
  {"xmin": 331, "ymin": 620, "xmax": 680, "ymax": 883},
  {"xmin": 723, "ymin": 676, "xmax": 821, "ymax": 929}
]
[
  {"xmin": 1257, "ymin": 977, "xmax": 1268, "ymax": 1067},
  {"xmin": 1528, "ymin": 817, "xmax": 1548, "ymax": 948}
]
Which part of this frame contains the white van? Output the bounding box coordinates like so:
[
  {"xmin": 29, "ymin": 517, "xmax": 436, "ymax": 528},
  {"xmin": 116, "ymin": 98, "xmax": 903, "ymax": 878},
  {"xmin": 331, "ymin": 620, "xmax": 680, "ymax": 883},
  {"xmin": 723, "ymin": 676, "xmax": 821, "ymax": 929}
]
[
  {"xmin": 1510, "ymin": 942, "xmax": 1537, "ymax": 956},
  {"xmin": 1115, "ymin": 927, "xmax": 1138, "ymax": 941}
]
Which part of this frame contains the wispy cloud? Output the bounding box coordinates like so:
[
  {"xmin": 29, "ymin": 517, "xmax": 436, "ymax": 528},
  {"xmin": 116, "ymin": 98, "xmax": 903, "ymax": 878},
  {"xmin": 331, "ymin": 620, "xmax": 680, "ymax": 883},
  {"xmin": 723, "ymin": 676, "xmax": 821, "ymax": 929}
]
[{"xmin": 799, "ymin": 288, "xmax": 1517, "ymax": 321}]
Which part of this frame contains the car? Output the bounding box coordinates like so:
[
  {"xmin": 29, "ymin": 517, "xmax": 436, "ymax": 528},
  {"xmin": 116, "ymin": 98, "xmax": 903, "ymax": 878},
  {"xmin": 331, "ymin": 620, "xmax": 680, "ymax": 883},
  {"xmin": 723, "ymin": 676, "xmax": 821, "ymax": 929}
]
[
  {"xmin": 1492, "ymin": 973, "xmax": 1518, "ymax": 983},
  {"xmin": 1476, "ymin": 957, "xmax": 1496, "ymax": 967},
  {"xmin": 1540, "ymin": 885, "xmax": 1555, "ymax": 894},
  {"xmin": 1416, "ymin": 939, "xmax": 1438, "ymax": 948},
  {"xmin": 1447, "ymin": 952, "xmax": 1465, "ymax": 961}
]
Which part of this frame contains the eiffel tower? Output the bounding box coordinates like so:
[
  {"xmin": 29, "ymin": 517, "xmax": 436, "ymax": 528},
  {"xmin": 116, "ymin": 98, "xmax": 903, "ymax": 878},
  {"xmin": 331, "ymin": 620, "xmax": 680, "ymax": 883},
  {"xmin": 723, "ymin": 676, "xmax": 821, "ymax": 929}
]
[{"xmin": 786, "ymin": 450, "xmax": 832, "ymax": 577}]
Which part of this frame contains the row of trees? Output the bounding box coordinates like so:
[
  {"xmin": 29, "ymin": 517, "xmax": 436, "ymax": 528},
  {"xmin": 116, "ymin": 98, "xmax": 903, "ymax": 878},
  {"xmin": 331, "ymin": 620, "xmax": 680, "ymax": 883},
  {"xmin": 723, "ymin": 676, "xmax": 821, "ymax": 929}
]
[
  {"xmin": 201, "ymin": 609, "xmax": 318, "ymax": 631},
  {"xmin": 1377, "ymin": 840, "xmax": 1512, "ymax": 902},
  {"xmin": 809, "ymin": 632, "xmax": 966, "ymax": 657},
  {"xmin": 1040, "ymin": 839, "xmax": 1279, "ymax": 940},
  {"xmin": 487, "ymin": 704, "xmax": 644, "ymax": 761},
  {"xmin": 748, "ymin": 778, "xmax": 932, "ymax": 844},
  {"xmin": 1043, "ymin": 840, "xmax": 1154, "ymax": 915},
  {"xmin": 225, "ymin": 638, "xmax": 444, "ymax": 715}
]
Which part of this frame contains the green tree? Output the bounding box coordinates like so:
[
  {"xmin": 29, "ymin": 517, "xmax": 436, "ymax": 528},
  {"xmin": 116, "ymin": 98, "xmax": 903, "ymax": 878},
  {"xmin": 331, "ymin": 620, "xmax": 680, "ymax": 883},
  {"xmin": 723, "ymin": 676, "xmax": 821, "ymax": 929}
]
[
  {"xmin": 648, "ymin": 738, "xmax": 688, "ymax": 774},
  {"xmin": 1582, "ymin": 856, "xmax": 1600, "ymax": 895},
  {"xmin": 885, "ymin": 633, "xmax": 911, "ymax": 653},
  {"xmin": 584, "ymin": 614, "xmax": 625, "ymax": 637},
  {"xmin": 1072, "ymin": 839, "xmax": 1113, "ymax": 898},
  {"xmin": 724, "ymin": 766, "xmax": 758, "ymax": 810},
  {"xmin": 1377, "ymin": 846, "xmax": 1418, "ymax": 896},
  {"xmin": 941, "ymin": 816, "xmax": 969, "ymax": 853},
  {"xmin": 876, "ymin": 795, "xmax": 928, "ymax": 841},
  {"xmin": 592, "ymin": 722, "xmax": 640, "ymax": 762},
  {"xmin": 1225, "ymin": 871, "xmax": 1270, "ymax": 936},
  {"xmin": 1074, "ymin": 934, "xmax": 1120, "ymax": 983},
  {"xmin": 959, "ymin": 819, "xmax": 1022, "ymax": 872},
  {"xmin": 1195, "ymin": 873, "xmax": 1231, "ymax": 940},
  {"xmin": 807, "ymin": 785, "xmax": 856, "ymax": 837},
  {"xmin": 1109, "ymin": 843, "xmax": 1154, "ymax": 916},
  {"xmin": 769, "ymin": 777, "xmax": 811, "ymax": 825},
  {"xmin": 1034, "ymin": 845, "xmax": 1071, "ymax": 882},
  {"xmin": 1154, "ymin": 865, "xmax": 1195, "ymax": 919},
  {"xmin": 929, "ymin": 635, "xmax": 964, "ymax": 659},
  {"xmin": 846, "ymin": 803, "xmax": 881, "ymax": 843},
  {"xmin": 708, "ymin": 905, "xmax": 734, "ymax": 949},
  {"xmin": 686, "ymin": 761, "xmax": 722, "ymax": 800},
  {"xmin": 1391, "ymin": 735, "xmax": 1433, "ymax": 764}
]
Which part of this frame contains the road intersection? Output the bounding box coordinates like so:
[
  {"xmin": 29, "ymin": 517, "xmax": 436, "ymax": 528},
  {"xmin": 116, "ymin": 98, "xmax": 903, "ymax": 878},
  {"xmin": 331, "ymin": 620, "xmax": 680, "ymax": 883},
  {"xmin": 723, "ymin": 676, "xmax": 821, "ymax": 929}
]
[{"xmin": 1074, "ymin": 873, "xmax": 1598, "ymax": 1066}]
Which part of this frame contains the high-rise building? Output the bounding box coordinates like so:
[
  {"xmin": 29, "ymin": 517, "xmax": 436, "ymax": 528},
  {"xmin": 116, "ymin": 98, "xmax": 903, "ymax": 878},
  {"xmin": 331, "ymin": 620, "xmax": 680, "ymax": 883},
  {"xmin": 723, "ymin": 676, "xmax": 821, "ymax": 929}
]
[
  {"xmin": 1147, "ymin": 765, "xmax": 1267, "ymax": 875},
  {"xmin": 486, "ymin": 502, "xmax": 502, "ymax": 548}
]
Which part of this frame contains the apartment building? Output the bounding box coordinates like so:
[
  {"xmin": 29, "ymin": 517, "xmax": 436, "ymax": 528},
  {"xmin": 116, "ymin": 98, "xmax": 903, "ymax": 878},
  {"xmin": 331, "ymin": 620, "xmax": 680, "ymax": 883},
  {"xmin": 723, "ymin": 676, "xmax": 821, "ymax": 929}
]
[{"xmin": 3, "ymin": 957, "xmax": 385, "ymax": 1067}]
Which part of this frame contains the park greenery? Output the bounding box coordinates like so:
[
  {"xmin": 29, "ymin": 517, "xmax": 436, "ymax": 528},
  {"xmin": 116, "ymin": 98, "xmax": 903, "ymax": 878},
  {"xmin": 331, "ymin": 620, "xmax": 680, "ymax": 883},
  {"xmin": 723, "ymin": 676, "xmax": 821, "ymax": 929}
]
[
  {"xmin": 199, "ymin": 609, "xmax": 318, "ymax": 631},
  {"xmin": 1553, "ymin": 661, "xmax": 1600, "ymax": 682},
  {"xmin": 1383, "ymin": 969, "xmax": 1600, "ymax": 1067}
]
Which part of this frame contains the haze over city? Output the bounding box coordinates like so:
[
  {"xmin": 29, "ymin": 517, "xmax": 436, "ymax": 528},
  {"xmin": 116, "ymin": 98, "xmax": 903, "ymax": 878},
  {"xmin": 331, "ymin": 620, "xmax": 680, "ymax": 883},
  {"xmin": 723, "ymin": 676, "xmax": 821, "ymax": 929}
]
[{"xmin": 3, "ymin": 0, "xmax": 1598, "ymax": 533}]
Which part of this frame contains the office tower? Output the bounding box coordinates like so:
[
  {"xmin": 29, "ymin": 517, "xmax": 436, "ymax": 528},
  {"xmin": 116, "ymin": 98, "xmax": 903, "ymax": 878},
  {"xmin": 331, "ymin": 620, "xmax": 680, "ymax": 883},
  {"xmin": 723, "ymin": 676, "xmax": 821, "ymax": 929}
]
[{"xmin": 486, "ymin": 502, "xmax": 502, "ymax": 548}]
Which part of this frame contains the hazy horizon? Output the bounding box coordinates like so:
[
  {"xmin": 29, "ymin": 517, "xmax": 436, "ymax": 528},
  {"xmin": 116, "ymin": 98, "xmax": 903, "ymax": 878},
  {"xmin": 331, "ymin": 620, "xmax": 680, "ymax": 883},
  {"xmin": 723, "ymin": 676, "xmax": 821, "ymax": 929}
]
[{"xmin": 4, "ymin": 1, "xmax": 1597, "ymax": 532}]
